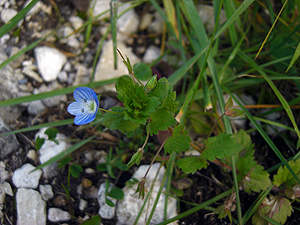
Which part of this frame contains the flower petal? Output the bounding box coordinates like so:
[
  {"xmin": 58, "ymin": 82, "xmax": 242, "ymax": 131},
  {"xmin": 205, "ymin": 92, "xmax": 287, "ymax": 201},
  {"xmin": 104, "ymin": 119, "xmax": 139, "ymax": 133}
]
[
  {"xmin": 67, "ymin": 101, "xmax": 85, "ymax": 115},
  {"xmin": 74, "ymin": 87, "xmax": 98, "ymax": 103},
  {"xmin": 74, "ymin": 112, "xmax": 96, "ymax": 125}
]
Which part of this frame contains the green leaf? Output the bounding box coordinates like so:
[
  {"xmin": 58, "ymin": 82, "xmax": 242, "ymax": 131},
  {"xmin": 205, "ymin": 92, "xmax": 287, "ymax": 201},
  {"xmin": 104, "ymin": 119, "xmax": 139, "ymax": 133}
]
[
  {"xmin": 57, "ymin": 156, "xmax": 72, "ymax": 168},
  {"xmin": 273, "ymin": 158, "xmax": 300, "ymax": 187},
  {"xmin": 286, "ymin": 41, "xmax": 300, "ymax": 72},
  {"xmin": 177, "ymin": 156, "xmax": 207, "ymax": 174},
  {"xmin": 44, "ymin": 128, "xmax": 59, "ymax": 141},
  {"xmin": 148, "ymin": 108, "xmax": 176, "ymax": 135},
  {"xmin": 70, "ymin": 164, "xmax": 83, "ymax": 178},
  {"xmin": 112, "ymin": 158, "xmax": 128, "ymax": 171},
  {"xmin": 80, "ymin": 215, "xmax": 102, "ymax": 225},
  {"xmin": 252, "ymin": 197, "xmax": 292, "ymax": 225},
  {"xmin": 96, "ymin": 163, "xmax": 107, "ymax": 172},
  {"xmin": 214, "ymin": 205, "xmax": 232, "ymax": 223},
  {"xmin": 101, "ymin": 107, "xmax": 140, "ymax": 133},
  {"xmin": 108, "ymin": 187, "xmax": 124, "ymax": 200},
  {"xmin": 202, "ymin": 133, "xmax": 243, "ymax": 161},
  {"xmin": 240, "ymin": 164, "xmax": 272, "ymax": 193},
  {"xmin": 145, "ymin": 75, "xmax": 158, "ymax": 92},
  {"xmin": 164, "ymin": 125, "xmax": 191, "ymax": 154},
  {"xmin": 105, "ymin": 197, "xmax": 115, "ymax": 207},
  {"xmin": 226, "ymin": 108, "xmax": 244, "ymax": 118},
  {"xmin": 127, "ymin": 148, "xmax": 143, "ymax": 167},
  {"xmin": 172, "ymin": 177, "xmax": 193, "ymax": 190},
  {"xmin": 35, "ymin": 136, "xmax": 45, "ymax": 151},
  {"xmin": 133, "ymin": 62, "xmax": 152, "ymax": 81},
  {"xmin": 225, "ymin": 97, "xmax": 233, "ymax": 111}
]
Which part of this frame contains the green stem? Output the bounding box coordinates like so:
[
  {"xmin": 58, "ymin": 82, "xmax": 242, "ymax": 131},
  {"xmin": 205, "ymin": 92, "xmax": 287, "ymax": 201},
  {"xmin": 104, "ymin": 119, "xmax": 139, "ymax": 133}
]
[{"xmin": 99, "ymin": 108, "xmax": 123, "ymax": 114}]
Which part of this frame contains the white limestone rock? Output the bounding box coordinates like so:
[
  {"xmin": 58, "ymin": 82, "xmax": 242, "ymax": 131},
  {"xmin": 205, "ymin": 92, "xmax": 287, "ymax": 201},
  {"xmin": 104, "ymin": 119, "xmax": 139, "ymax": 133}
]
[
  {"xmin": 117, "ymin": 4, "xmax": 139, "ymax": 42},
  {"xmin": 79, "ymin": 199, "xmax": 88, "ymax": 211},
  {"xmin": 69, "ymin": 16, "xmax": 84, "ymax": 30},
  {"xmin": 143, "ymin": 45, "xmax": 160, "ymax": 64},
  {"xmin": 35, "ymin": 128, "xmax": 69, "ymax": 179},
  {"xmin": 0, "ymin": 182, "xmax": 13, "ymax": 196},
  {"xmin": 116, "ymin": 163, "xmax": 177, "ymax": 225},
  {"xmin": 12, "ymin": 163, "xmax": 42, "ymax": 189},
  {"xmin": 39, "ymin": 184, "xmax": 54, "ymax": 201},
  {"xmin": 94, "ymin": 40, "xmax": 140, "ymax": 92},
  {"xmin": 97, "ymin": 182, "xmax": 116, "ymax": 219},
  {"xmin": 16, "ymin": 188, "xmax": 46, "ymax": 225},
  {"xmin": 1, "ymin": 8, "xmax": 17, "ymax": 24},
  {"xmin": 48, "ymin": 208, "xmax": 71, "ymax": 222},
  {"xmin": 34, "ymin": 46, "xmax": 67, "ymax": 82},
  {"xmin": 197, "ymin": 4, "xmax": 227, "ymax": 34},
  {"xmin": 27, "ymin": 100, "xmax": 47, "ymax": 116}
]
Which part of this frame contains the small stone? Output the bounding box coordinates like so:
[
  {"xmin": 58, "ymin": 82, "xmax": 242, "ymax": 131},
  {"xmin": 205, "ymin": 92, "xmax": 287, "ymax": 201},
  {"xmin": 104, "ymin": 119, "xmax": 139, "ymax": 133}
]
[
  {"xmin": 48, "ymin": 208, "xmax": 71, "ymax": 222},
  {"xmin": 1, "ymin": 8, "xmax": 17, "ymax": 24},
  {"xmin": 143, "ymin": 45, "xmax": 160, "ymax": 64},
  {"xmin": 16, "ymin": 188, "xmax": 46, "ymax": 225},
  {"xmin": 147, "ymin": 12, "xmax": 164, "ymax": 34},
  {"xmin": 69, "ymin": 16, "xmax": 84, "ymax": 30},
  {"xmin": 34, "ymin": 46, "xmax": 67, "ymax": 82},
  {"xmin": 97, "ymin": 182, "xmax": 116, "ymax": 219},
  {"xmin": 22, "ymin": 66, "xmax": 44, "ymax": 83},
  {"xmin": 0, "ymin": 34, "xmax": 10, "ymax": 44},
  {"xmin": 12, "ymin": 163, "xmax": 42, "ymax": 189},
  {"xmin": 0, "ymin": 161, "xmax": 9, "ymax": 183},
  {"xmin": 82, "ymin": 178, "xmax": 92, "ymax": 188},
  {"xmin": 94, "ymin": 40, "xmax": 140, "ymax": 92},
  {"xmin": 27, "ymin": 100, "xmax": 46, "ymax": 116},
  {"xmin": 39, "ymin": 184, "xmax": 54, "ymax": 201},
  {"xmin": 139, "ymin": 13, "xmax": 153, "ymax": 31},
  {"xmin": 85, "ymin": 168, "xmax": 95, "ymax": 174},
  {"xmin": 0, "ymin": 182, "xmax": 13, "ymax": 196},
  {"xmin": 58, "ymin": 71, "xmax": 68, "ymax": 83},
  {"xmin": 79, "ymin": 199, "xmax": 87, "ymax": 211},
  {"xmin": 27, "ymin": 149, "xmax": 37, "ymax": 162},
  {"xmin": 117, "ymin": 5, "xmax": 139, "ymax": 42},
  {"xmin": 0, "ymin": 187, "xmax": 5, "ymax": 209}
]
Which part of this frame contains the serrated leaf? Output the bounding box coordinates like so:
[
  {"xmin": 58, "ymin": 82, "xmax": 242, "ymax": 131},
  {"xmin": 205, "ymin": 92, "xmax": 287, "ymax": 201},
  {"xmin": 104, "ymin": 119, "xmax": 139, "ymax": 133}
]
[
  {"xmin": 273, "ymin": 158, "xmax": 300, "ymax": 187},
  {"xmin": 252, "ymin": 197, "xmax": 292, "ymax": 225},
  {"xmin": 36, "ymin": 136, "xmax": 45, "ymax": 151},
  {"xmin": 115, "ymin": 75, "xmax": 136, "ymax": 99},
  {"xmin": 44, "ymin": 127, "xmax": 59, "ymax": 141},
  {"xmin": 232, "ymin": 129, "xmax": 254, "ymax": 152},
  {"xmin": 70, "ymin": 163, "xmax": 83, "ymax": 178},
  {"xmin": 148, "ymin": 107, "xmax": 176, "ymax": 135},
  {"xmin": 80, "ymin": 215, "xmax": 102, "ymax": 225},
  {"xmin": 241, "ymin": 164, "xmax": 272, "ymax": 193},
  {"xmin": 177, "ymin": 156, "xmax": 207, "ymax": 174},
  {"xmin": 102, "ymin": 107, "xmax": 140, "ymax": 133},
  {"xmin": 133, "ymin": 62, "xmax": 152, "ymax": 81},
  {"xmin": 108, "ymin": 187, "xmax": 124, "ymax": 200},
  {"xmin": 164, "ymin": 125, "xmax": 191, "ymax": 154},
  {"xmin": 202, "ymin": 133, "xmax": 243, "ymax": 161}
]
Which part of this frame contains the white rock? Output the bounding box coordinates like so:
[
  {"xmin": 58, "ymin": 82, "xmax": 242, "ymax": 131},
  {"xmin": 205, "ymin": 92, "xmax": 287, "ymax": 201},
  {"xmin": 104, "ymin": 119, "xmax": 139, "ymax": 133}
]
[
  {"xmin": 12, "ymin": 163, "xmax": 42, "ymax": 189},
  {"xmin": 97, "ymin": 182, "xmax": 116, "ymax": 219},
  {"xmin": 27, "ymin": 149, "xmax": 37, "ymax": 162},
  {"xmin": 79, "ymin": 199, "xmax": 88, "ymax": 211},
  {"xmin": 143, "ymin": 45, "xmax": 160, "ymax": 64},
  {"xmin": 34, "ymin": 46, "xmax": 67, "ymax": 82},
  {"xmin": 94, "ymin": 40, "xmax": 140, "ymax": 92},
  {"xmin": 197, "ymin": 4, "xmax": 226, "ymax": 33},
  {"xmin": 147, "ymin": 11, "xmax": 164, "ymax": 34},
  {"xmin": 67, "ymin": 38, "xmax": 80, "ymax": 49},
  {"xmin": 27, "ymin": 100, "xmax": 46, "ymax": 116},
  {"xmin": 35, "ymin": 81, "xmax": 67, "ymax": 107},
  {"xmin": 39, "ymin": 184, "xmax": 54, "ymax": 201},
  {"xmin": 0, "ymin": 182, "xmax": 13, "ymax": 196},
  {"xmin": 92, "ymin": 0, "xmax": 110, "ymax": 20},
  {"xmin": 74, "ymin": 63, "xmax": 90, "ymax": 86},
  {"xmin": 139, "ymin": 13, "xmax": 153, "ymax": 31},
  {"xmin": 48, "ymin": 208, "xmax": 71, "ymax": 222},
  {"xmin": 16, "ymin": 188, "xmax": 46, "ymax": 225},
  {"xmin": 0, "ymin": 34, "xmax": 9, "ymax": 44},
  {"xmin": 35, "ymin": 128, "xmax": 69, "ymax": 179},
  {"xmin": 117, "ymin": 5, "xmax": 139, "ymax": 42},
  {"xmin": 58, "ymin": 70, "xmax": 68, "ymax": 83},
  {"xmin": 23, "ymin": 0, "xmax": 43, "ymax": 19},
  {"xmin": 0, "ymin": 187, "xmax": 5, "ymax": 209},
  {"xmin": 0, "ymin": 0, "xmax": 7, "ymax": 6},
  {"xmin": 69, "ymin": 16, "xmax": 84, "ymax": 30},
  {"xmin": 22, "ymin": 66, "xmax": 44, "ymax": 83},
  {"xmin": 116, "ymin": 163, "xmax": 177, "ymax": 225},
  {"xmin": 0, "ymin": 117, "xmax": 19, "ymax": 159},
  {"xmin": 1, "ymin": 8, "xmax": 17, "ymax": 24}
]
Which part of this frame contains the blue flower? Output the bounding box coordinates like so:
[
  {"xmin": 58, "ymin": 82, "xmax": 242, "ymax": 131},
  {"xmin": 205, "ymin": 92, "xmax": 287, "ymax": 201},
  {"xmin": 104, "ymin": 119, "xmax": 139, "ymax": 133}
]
[{"xmin": 67, "ymin": 87, "xmax": 99, "ymax": 125}]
